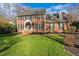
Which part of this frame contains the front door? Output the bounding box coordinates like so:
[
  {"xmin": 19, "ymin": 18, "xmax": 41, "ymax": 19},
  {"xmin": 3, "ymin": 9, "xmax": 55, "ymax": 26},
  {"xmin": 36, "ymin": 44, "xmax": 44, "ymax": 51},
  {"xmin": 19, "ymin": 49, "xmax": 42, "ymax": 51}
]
[
  {"xmin": 26, "ymin": 22, "xmax": 31, "ymax": 30},
  {"xmin": 24, "ymin": 20, "xmax": 32, "ymax": 33}
]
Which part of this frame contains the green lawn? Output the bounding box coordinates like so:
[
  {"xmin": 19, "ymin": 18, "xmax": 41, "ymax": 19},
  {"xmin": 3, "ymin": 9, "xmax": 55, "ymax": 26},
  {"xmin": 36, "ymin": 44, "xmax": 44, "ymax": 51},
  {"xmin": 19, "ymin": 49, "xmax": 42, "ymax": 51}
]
[{"xmin": 0, "ymin": 33, "xmax": 71, "ymax": 56}]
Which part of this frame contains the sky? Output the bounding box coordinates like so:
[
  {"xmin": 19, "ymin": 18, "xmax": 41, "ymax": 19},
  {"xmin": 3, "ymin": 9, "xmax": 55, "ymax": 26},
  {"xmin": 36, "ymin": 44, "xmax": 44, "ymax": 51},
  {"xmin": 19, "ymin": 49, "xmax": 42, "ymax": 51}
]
[
  {"xmin": 0, "ymin": 3, "xmax": 78, "ymax": 20},
  {"xmin": 22, "ymin": 3, "xmax": 68, "ymax": 8},
  {"xmin": 21, "ymin": 3, "xmax": 78, "ymax": 13}
]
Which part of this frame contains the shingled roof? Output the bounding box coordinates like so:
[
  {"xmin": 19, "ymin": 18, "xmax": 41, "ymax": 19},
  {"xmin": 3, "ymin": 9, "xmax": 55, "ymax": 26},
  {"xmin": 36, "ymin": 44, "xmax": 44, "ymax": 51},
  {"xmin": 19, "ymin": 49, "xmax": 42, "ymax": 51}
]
[{"xmin": 18, "ymin": 9, "xmax": 46, "ymax": 16}]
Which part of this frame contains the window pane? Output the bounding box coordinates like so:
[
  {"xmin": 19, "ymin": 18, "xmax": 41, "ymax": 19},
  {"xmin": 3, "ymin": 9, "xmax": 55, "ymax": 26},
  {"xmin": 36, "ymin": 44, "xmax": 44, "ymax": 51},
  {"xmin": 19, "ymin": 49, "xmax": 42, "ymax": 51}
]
[
  {"xmin": 60, "ymin": 23, "xmax": 64, "ymax": 29},
  {"xmin": 41, "ymin": 15, "xmax": 44, "ymax": 19},
  {"xmin": 50, "ymin": 24, "xmax": 54, "ymax": 29},
  {"xmin": 20, "ymin": 16, "xmax": 22, "ymax": 20},
  {"xmin": 24, "ymin": 16, "xmax": 27, "ymax": 20},
  {"xmin": 21, "ymin": 24, "xmax": 22, "ymax": 30},
  {"xmin": 18, "ymin": 24, "xmax": 22, "ymax": 30},
  {"xmin": 35, "ymin": 24, "xmax": 38, "ymax": 29},
  {"xmin": 30, "ymin": 16, "xmax": 32, "ymax": 20},
  {"xmin": 40, "ymin": 24, "xmax": 43, "ymax": 29},
  {"xmin": 38, "ymin": 24, "xmax": 44, "ymax": 29},
  {"xmin": 34, "ymin": 24, "xmax": 44, "ymax": 29}
]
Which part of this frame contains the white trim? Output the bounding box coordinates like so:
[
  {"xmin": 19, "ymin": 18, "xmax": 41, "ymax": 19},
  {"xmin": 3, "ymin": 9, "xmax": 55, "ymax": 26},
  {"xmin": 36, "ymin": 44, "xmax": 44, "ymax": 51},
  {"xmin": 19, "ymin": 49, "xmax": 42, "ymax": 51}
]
[
  {"xmin": 24, "ymin": 19, "xmax": 32, "ymax": 31},
  {"xmin": 24, "ymin": 19, "xmax": 32, "ymax": 23}
]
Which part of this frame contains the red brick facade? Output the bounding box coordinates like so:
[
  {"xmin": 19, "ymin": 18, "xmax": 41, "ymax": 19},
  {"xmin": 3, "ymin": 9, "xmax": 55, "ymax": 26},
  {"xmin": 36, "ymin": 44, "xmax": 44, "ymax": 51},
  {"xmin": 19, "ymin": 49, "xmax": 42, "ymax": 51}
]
[
  {"xmin": 16, "ymin": 15, "xmax": 69, "ymax": 34},
  {"xmin": 16, "ymin": 9, "xmax": 69, "ymax": 34}
]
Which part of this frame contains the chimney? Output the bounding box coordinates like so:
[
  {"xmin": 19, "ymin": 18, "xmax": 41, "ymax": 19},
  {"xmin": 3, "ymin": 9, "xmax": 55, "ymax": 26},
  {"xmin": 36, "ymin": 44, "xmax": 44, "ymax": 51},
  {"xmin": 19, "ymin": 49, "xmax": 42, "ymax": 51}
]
[{"xmin": 59, "ymin": 12, "xmax": 62, "ymax": 20}]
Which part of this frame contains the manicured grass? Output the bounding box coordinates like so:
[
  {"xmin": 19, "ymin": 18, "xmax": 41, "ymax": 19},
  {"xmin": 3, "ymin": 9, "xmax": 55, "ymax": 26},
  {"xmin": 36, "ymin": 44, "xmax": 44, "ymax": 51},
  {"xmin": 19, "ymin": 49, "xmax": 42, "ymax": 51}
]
[{"xmin": 0, "ymin": 34, "xmax": 71, "ymax": 56}]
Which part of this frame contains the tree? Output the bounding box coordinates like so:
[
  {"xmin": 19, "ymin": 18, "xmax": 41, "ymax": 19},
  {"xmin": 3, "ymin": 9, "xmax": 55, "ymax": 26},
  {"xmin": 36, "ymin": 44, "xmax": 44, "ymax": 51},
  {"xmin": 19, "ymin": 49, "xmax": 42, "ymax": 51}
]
[
  {"xmin": 65, "ymin": 5, "xmax": 79, "ymax": 33},
  {"xmin": 0, "ymin": 16, "xmax": 16, "ymax": 34}
]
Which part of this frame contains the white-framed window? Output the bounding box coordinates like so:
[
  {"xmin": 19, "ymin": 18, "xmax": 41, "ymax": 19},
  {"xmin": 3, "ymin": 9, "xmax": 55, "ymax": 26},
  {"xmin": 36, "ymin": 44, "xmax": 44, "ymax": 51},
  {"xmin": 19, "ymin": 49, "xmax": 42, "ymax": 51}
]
[
  {"xmin": 20, "ymin": 16, "xmax": 22, "ymax": 20},
  {"xmin": 24, "ymin": 16, "xmax": 26, "ymax": 20},
  {"xmin": 18, "ymin": 16, "xmax": 22, "ymax": 20},
  {"xmin": 59, "ymin": 23, "xmax": 64, "ymax": 29},
  {"xmin": 18, "ymin": 23, "xmax": 22, "ymax": 30},
  {"xmin": 36, "ymin": 15, "xmax": 39, "ymax": 19},
  {"xmin": 34, "ymin": 24, "xmax": 44, "ymax": 29},
  {"xmin": 27, "ymin": 16, "xmax": 32, "ymax": 20},
  {"xmin": 35, "ymin": 24, "xmax": 38, "ymax": 29},
  {"xmin": 40, "ymin": 15, "xmax": 44, "ymax": 19},
  {"xmin": 50, "ymin": 24, "xmax": 54, "ymax": 30}
]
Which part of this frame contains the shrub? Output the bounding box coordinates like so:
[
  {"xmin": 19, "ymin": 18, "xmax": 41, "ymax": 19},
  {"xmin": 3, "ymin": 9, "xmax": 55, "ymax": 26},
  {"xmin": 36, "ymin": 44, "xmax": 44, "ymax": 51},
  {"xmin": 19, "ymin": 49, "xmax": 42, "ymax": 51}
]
[
  {"xmin": 0, "ymin": 16, "xmax": 16, "ymax": 34},
  {"xmin": 71, "ymin": 21, "xmax": 79, "ymax": 32}
]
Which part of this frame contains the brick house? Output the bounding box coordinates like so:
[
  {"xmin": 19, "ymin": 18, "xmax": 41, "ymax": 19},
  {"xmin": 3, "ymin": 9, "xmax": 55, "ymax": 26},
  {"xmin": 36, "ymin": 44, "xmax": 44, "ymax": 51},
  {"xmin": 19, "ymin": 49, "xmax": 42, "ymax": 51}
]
[{"xmin": 16, "ymin": 9, "xmax": 70, "ymax": 34}]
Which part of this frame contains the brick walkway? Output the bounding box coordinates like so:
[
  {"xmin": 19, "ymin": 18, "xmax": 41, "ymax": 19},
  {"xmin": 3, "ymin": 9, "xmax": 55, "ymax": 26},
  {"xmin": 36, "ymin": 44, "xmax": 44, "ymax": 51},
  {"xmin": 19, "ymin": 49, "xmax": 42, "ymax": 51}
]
[{"xmin": 65, "ymin": 34, "xmax": 79, "ymax": 56}]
